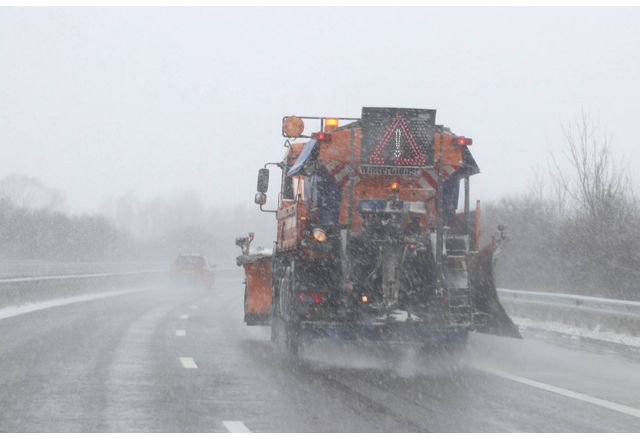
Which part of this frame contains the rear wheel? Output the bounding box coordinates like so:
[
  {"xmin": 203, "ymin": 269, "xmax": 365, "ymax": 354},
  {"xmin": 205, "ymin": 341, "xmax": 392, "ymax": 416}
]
[
  {"xmin": 270, "ymin": 301, "xmax": 284, "ymax": 343},
  {"xmin": 270, "ymin": 314, "xmax": 282, "ymax": 342},
  {"xmin": 243, "ymin": 285, "xmax": 248, "ymax": 309},
  {"xmin": 285, "ymin": 320, "xmax": 301, "ymax": 355},
  {"xmin": 271, "ymin": 266, "xmax": 285, "ymax": 343},
  {"xmin": 285, "ymin": 264, "xmax": 302, "ymax": 355}
]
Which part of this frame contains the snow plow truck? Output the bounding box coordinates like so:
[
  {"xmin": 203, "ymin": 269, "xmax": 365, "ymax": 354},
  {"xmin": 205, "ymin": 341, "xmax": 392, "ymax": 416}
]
[{"xmin": 236, "ymin": 107, "xmax": 521, "ymax": 354}]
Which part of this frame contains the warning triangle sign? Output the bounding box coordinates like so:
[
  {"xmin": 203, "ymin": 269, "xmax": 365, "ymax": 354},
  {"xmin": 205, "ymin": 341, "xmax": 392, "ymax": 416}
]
[{"xmin": 367, "ymin": 116, "xmax": 427, "ymax": 166}]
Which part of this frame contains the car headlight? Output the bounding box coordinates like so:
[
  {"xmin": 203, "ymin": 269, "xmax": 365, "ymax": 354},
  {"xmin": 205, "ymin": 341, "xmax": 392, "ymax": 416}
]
[{"xmin": 312, "ymin": 227, "xmax": 328, "ymax": 242}]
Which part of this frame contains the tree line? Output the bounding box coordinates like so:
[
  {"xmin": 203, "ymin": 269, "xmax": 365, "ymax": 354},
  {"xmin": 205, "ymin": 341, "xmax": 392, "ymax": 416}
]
[
  {"xmin": 0, "ymin": 176, "xmax": 272, "ymax": 265},
  {"xmin": 0, "ymin": 197, "xmax": 133, "ymax": 261},
  {"xmin": 482, "ymin": 114, "xmax": 640, "ymax": 300}
]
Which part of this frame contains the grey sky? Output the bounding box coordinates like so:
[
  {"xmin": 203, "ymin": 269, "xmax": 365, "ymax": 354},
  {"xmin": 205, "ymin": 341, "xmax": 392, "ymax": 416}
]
[{"xmin": 1, "ymin": 7, "xmax": 639, "ymax": 213}]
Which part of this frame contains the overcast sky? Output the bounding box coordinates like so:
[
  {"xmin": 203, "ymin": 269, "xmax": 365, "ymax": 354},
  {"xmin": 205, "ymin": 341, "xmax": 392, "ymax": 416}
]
[{"xmin": 1, "ymin": 6, "xmax": 639, "ymax": 213}]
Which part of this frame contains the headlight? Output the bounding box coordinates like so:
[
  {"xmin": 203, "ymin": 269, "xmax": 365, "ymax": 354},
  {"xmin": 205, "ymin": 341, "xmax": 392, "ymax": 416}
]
[{"xmin": 312, "ymin": 227, "xmax": 328, "ymax": 242}]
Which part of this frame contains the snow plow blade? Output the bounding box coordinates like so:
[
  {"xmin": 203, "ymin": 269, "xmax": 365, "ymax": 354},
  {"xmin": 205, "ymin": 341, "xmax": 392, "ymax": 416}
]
[
  {"xmin": 235, "ymin": 234, "xmax": 273, "ymax": 326},
  {"xmin": 237, "ymin": 253, "xmax": 272, "ymax": 326},
  {"xmin": 469, "ymin": 244, "xmax": 522, "ymax": 339}
]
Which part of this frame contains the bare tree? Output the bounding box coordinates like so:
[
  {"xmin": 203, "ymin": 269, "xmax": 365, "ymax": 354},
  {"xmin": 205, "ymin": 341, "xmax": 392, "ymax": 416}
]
[
  {"xmin": 487, "ymin": 111, "xmax": 640, "ymax": 299},
  {"xmin": 551, "ymin": 111, "xmax": 632, "ymax": 219}
]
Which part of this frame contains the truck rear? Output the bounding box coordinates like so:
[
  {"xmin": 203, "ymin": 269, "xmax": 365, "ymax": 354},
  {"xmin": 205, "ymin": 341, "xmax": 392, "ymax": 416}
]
[{"xmin": 238, "ymin": 107, "xmax": 520, "ymax": 354}]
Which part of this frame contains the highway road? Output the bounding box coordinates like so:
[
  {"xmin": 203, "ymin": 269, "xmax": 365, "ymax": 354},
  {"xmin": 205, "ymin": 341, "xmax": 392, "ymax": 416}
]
[{"xmin": 0, "ymin": 269, "xmax": 639, "ymax": 432}]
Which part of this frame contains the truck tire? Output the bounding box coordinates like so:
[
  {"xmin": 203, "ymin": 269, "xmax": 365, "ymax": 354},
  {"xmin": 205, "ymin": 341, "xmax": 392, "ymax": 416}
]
[
  {"xmin": 285, "ymin": 320, "xmax": 301, "ymax": 355},
  {"xmin": 270, "ymin": 309, "xmax": 283, "ymax": 343},
  {"xmin": 270, "ymin": 314, "xmax": 278, "ymax": 342},
  {"xmin": 243, "ymin": 285, "xmax": 248, "ymax": 311},
  {"xmin": 271, "ymin": 266, "xmax": 285, "ymax": 344},
  {"xmin": 278, "ymin": 262, "xmax": 302, "ymax": 355}
]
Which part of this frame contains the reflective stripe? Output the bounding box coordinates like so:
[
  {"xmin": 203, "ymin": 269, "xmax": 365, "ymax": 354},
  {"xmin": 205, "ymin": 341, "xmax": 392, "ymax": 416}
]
[
  {"xmin": 324, "ymin": 160, "xmax": 339, "ymax": 173},
  {"xmin": 417, "ymin": 177, "xmax": 433, "ymax": 190},
  {"xmin": 334, "ymin": 165, "xmax": 351, "ymax": 185}
]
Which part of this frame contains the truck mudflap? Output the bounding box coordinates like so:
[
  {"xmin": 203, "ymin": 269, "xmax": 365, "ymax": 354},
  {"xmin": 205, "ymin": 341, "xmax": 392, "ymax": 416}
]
[{"xmin": 468, "ymin": 244, "xmax": 522, "ymax": 339}]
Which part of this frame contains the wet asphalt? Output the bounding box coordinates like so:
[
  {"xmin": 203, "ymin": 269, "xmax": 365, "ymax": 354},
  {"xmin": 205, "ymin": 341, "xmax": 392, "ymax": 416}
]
[{"xmin": 0, "ymin": 269, "xmax": 639, "ymax": 432}]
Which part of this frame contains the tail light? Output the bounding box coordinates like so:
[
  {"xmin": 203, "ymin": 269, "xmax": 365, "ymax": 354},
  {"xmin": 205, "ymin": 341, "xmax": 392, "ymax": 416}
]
[
  {"xmin": 297, "ymin": 292, "xmax": 327, "ymax": 305},
  {"xmin": 311, "ymin": 132, "xmax": 332, "ymax": 141},
  {"xmin": 453, "ymin": 136, "xmax": 473, "ymax": 146}
]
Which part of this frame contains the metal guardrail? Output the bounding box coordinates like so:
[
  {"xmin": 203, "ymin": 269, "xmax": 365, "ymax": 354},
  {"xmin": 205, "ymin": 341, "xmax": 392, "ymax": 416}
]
[
  {"xmin": 0, "ymin": 269, "xmax": 167, "ymax": 308},
  {"xmin": 0, "ymin": 266, "xmax": 242, "ymax": 288},
  {"xmin": 0, "ymin": 269, "xmax": 165, "ymax": 284},
  {"xmin": 497, "ymin": 288, "xmax": 640, "ymax": 318},
  {"xmin": 0, "ymin": 261, "xmax": 166, "ymax": 279}
]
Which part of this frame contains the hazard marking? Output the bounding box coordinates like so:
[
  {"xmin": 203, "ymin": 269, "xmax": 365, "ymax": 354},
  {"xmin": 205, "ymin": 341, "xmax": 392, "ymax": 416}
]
[
  {"xmin": 324, "ymin": 161, "xmax": 352, "ymax": 186},
  {"xmin": 368, "ymin": 116, "xmax": 427, "ymax": 167}
]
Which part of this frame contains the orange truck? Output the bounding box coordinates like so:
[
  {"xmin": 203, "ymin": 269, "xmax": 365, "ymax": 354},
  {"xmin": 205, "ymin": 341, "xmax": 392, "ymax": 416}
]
[{"xmin": 237, "ymin": 107, "xmax": 520, "ymax": 354}]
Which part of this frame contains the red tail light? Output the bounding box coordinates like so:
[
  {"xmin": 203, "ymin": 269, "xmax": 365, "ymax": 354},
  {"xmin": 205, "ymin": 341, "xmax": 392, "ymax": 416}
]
[
  {"xmin": 311, "ymin": 132, "xmax": 332, "ymax": 141},
  {"xmin": 297, "ymin": 291, "xmax": 327, "ymax": 305},
  {"xmin": 453, "ymin": 136, "xmax": 473, "ymax": 146}
]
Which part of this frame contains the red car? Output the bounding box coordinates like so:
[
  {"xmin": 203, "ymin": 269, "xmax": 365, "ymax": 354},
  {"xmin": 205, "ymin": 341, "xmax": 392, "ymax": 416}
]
[{"xmin": 171, "ymin": 254, "xmax": 215, "ymax": 288}]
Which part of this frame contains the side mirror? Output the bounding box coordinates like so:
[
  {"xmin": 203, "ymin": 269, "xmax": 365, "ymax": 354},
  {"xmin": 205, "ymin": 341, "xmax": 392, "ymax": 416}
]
[
  {"xmin": 255, "ymin": 192, "xmax": 267, "ymax": 205},
  {"xmin": 257, "ymin": 168, "xmax": 269, "ymax": 193}
]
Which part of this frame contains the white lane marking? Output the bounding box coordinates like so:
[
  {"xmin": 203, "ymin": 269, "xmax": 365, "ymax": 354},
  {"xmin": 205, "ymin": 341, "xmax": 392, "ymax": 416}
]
[
  {"xmin": 180, "ymin": 357, "xmax": 198, "ymax": 369},
  {"xmin": 223, "ymin": 421, "xmax": 251, "ymax": 433},
  {"xmin": 175, "ymin": 330, "xmax": 186, "ymax": 336},
  {"xmin": 190, "ymin": 305, "xmax": 198, "ymax": 309},
  {"xmin": 0, "ymin": 287, "xmax": 154, "ymax": 322},
  {"xmin": 179, "ymin": 314, "xmax": 189, "ymax": 319},
  {"xmin": 475, "ymin": 366, "xmax": 640, "ymax": 419}
]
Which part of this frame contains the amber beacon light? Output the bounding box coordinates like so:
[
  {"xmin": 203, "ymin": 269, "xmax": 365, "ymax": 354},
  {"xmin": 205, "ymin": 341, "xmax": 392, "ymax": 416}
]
[{"xmin": 283, "ymin": 116, "xmax": 305, "ymax": 138}]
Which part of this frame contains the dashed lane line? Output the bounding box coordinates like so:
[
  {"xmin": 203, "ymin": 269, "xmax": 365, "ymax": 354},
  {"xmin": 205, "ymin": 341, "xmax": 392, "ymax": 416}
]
[
  {"xmin": 474, "ymin": 365, "xmax": 640, "ymax": 420},
  {"xmin": 175, "ymin": 330, "xmax": 186, "ymax": 336},
  {"xmin": 223, "ymin": 421, "xmax": 251, "ymax": 432},
  {"xmin": 190, "ymin": 305, "xmax": 198, "ymax": 309},
  {"xmin": 180, "ymin": 357, "xmax": 198, "ymax": 369},
  {"xmin": 179, "ymin": 314, "xmax": 189, "ymax": 319}
]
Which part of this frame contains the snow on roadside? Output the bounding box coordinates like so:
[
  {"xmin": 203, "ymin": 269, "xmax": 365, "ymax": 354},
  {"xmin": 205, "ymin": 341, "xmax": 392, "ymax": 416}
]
[
  {"xmin": 0, "ymin": 287, "xmax": 154, "ymax": 321},
  {"xmin": 513, "ymin": 316, "xmax": 640, "ymax": 348}
]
